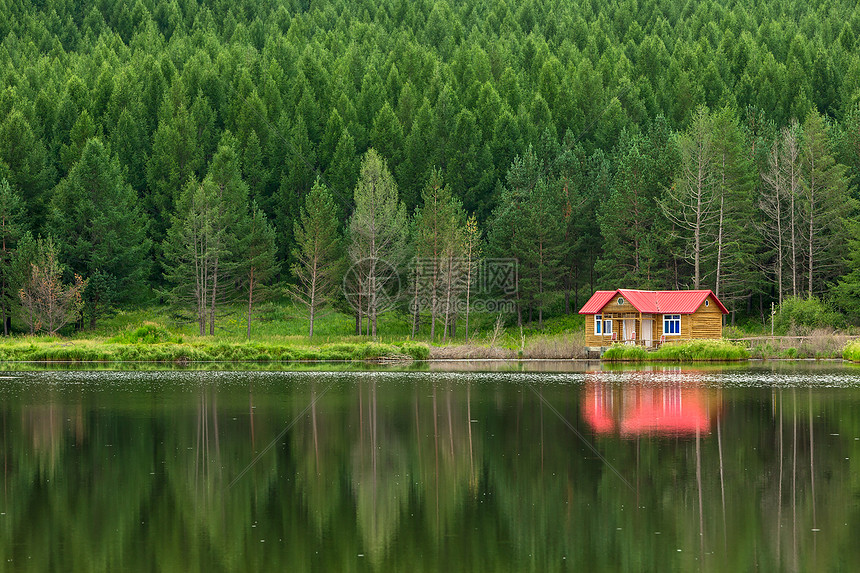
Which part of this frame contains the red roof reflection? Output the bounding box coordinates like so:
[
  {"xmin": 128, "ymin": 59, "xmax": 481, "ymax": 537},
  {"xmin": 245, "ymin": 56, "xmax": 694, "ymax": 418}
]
[
  {"xmin": 582, "ymin": 372, "xmax": 718, "ymax": 437},
  {"xmin": 618, "ymin": 387, "xmax": 710, "ymax": 435}
]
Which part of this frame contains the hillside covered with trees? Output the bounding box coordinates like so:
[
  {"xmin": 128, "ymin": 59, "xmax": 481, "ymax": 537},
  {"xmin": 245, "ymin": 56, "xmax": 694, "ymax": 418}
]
[{"xmin": 2, "ymin": 0, "xmax": 860, "ymax": 336}]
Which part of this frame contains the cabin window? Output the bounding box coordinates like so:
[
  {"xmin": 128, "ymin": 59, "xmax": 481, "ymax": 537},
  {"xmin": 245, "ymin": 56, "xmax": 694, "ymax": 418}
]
[
  {"xmin": 603, "ymin": 319, "xmax": 613, "ymax": 336},
  {"xmin": 595, "ymin": 315, "xmax": 602, "ymax": 335},
  {"xmin": 663, "ymin": 314, "xmax": 681, "ymax": 335},
  {"xmin": 617, "ymin": 297, "xmax": 624, "ymax": 305},
  {"xmin": 705, "ymin": 299, "xmax": 709, "ymax": 307}
]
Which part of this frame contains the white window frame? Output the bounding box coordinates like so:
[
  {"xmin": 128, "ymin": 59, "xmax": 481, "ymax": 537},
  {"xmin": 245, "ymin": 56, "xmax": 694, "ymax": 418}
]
[
  {"xmin": 595, "ymin": 315, "xmax": 602, "ymax": 335},
  {"xmin": 603, "ymin": 319, "xmax": 613, "ymax": 336},
  {"xmin": 663, "ymin": 314, "xmax": 681, "ymax": 335}
]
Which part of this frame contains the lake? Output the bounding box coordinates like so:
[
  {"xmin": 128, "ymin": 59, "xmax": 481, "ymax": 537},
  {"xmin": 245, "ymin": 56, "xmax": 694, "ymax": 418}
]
[{"xmin": 1, "ymin": 361, "xmax": 859, "ymax": 571}]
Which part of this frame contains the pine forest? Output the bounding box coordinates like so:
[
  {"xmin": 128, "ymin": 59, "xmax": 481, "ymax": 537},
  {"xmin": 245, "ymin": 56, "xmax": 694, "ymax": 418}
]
[{"xmin": 3, "ymin": 0, "xmax": 860, "ymax": 339}]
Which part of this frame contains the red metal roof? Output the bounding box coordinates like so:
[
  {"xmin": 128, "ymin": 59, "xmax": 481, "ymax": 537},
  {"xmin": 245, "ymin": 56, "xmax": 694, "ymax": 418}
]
[
  {"xmin": 578, "ymin": 290, "xmax": 617, "ymax": 314},
  {"xmin": 578, "ymin": 289, "xmax": 728, "ymax": 314}
]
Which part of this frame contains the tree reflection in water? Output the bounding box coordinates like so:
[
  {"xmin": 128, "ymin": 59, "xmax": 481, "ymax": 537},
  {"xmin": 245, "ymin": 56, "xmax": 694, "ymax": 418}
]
[{"xmin": 0, "ymin": 368, "xmax": 858, "ymax": 572}]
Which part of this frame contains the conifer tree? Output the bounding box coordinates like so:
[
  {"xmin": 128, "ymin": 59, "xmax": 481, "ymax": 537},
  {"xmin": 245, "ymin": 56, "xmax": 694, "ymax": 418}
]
[
  {"xmin": 801, "ymin": 112, "xmax": 853, "ymax": 296},
  {"xmin": 348, "ymin": 149, "xmax": 407, "ymax": 337},
  {"xmin": 290, "ymin": 181, "xmax": 342, "ymax": 338},
  {"xmin": 659, "ymin": 107, "xmax": 720, "ymax": 290},
  {"xmin": 411, "ymin": 169, "xmax": 457, "ymax": 340},
  {"xmin": 0, "ymin": 179, "xmax": 25, "ymax": 335},
  {"xmin": 709, "ymin": 107, "xmax": 759, "ymax": 317},
  {"xmin": 241, "ymin": 203, "xmax": 279, "ymax": 340},
  {"xmin": 490, "ymin": 147, "xmax": 569, "ymax": 327},
  {"xmin": 163, "ymin": 135, "xmax": 249, "ymax": 335},
  {"xmin": 462, "ymin": 214, "xmax": 482, "ymax": 340},
  {"xmin": 0, "ymin": 110, "xmax": 55, "ymax": 228},
  {"xmin": 49, "ymin": 139, "xmax": 151, "ymax": 327},
  {"xmin": 162, "ymin": 179, "xmax": 225, "ymax": 336}
]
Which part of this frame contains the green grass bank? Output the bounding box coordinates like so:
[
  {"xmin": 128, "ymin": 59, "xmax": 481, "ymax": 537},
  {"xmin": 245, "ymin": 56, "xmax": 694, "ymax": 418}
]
[
  {"xmin": 0, "ymin": 304, "xmax": 588, "ymax": 364},
  {"xmin": 602, "ymin": 340, "xmax": 750, "ymax": 362},
  {"xmin": 843, "ymin": 341, "xmax": 860, "ymax": 362}
]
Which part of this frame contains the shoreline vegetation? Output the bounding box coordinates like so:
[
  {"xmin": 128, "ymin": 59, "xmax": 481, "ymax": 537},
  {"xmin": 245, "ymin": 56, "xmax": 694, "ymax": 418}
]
[
  {"xmin": 0, "ymin": 324, "xmax": 431, "ymax": 363},
  {"xmin": 843, "ymin": 341, "xmax": 860, "ymax": 362},
  {"xmin": 2, "ymin": 306, "xmax": 860, "ymax": 364},
  {"xmin": 602, "ymin": 340, "xmax": 751, "ymax": 362}
]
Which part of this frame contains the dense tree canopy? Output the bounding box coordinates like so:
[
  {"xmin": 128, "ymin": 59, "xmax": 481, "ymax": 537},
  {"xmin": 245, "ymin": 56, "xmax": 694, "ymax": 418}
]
[{"xmin": 2, "ymin": 0, "xmax": 860, "ymax": 331}]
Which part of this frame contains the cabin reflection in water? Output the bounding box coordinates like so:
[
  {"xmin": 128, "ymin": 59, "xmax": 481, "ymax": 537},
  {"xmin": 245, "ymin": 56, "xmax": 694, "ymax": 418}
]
[{"xmin": 582, "ymin": 370, "xmax": 721, "ymax": 437}]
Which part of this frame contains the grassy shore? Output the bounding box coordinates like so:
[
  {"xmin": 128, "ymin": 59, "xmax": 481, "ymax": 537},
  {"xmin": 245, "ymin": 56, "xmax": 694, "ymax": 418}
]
[
  {"xmin": 0, "ymin": 303, "xmax": 588, "ymax": 363},
  {"xmin": 602, "ymin": 340, "xmax": 750, "ymax": 362},
  {"xmin": 7, "ymin": 302, "xmax": 855, "ymax": 364},
  {"xmin": 0, "ymin": 325, "xmax": 430, "ymax": 363},
  {"xmin": 843, "ymin": 341, "xmax": 860, "ymax": 362}
]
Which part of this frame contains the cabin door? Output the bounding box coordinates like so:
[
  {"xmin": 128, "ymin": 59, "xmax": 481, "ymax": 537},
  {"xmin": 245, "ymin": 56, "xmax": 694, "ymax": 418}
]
[
  {"xmin": 623, "ymin": 320, "xmax": 636, "ymax": 344},
  {"xmin": 641, "ymin": 320, "xmax": 653, "ymax": 347}
]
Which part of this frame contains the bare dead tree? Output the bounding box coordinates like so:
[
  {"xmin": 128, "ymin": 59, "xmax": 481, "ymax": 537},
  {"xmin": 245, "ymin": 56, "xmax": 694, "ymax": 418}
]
[
  {"xmin": 782, "ymin": 121, "xmax": 804, "ymax": 298},
  {"xmin": 659, "ymin": 108, "xmax": 720, "ymax": 289},
  {"xmin": 760, "ymin": 137, "xmax": 787, "ymax": 305}
]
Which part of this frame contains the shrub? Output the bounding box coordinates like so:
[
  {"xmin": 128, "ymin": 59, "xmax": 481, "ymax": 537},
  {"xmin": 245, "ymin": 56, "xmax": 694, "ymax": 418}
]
[
  {"xmin": 602, "ymin": 340, "xmax": 749, "ymax": 362},
  {"xmin": 772, "ymin": 296, "xmax": 843, "ymax": 334},
  {"xmin": 398, "ymin": 341, "xmax": 430, "ymax": 360},
  {"xmin": 844, "ymin": 341, "xmax": 860, "ymax": 362},
  {"xmin": 602, "ymin": 344, "xmax": 648, "ymax": 361},
  {"xmin": 109, "ymin": 323, "xmax": 182, "ymax": 344}
]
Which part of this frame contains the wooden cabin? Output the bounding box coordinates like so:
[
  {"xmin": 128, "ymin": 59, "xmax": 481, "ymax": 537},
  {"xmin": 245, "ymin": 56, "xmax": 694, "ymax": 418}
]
[{"xmin": 579, "ymin": 289, "xmax": 728, "ymax": 348}]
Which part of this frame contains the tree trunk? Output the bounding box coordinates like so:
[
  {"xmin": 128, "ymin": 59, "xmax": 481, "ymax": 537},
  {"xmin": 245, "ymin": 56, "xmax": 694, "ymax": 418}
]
[
  {"xmin": 693, "ymin": 156, "xmax": 702, "ymax": 289},
  {"xmin": 464, "ymin": 256, "xmax": 472, "ymax": 341},
  {"xmin": 430, "ymin": 257, "xmax": 438, "ymax": 341},
  {"xmin": 247, "ymin": 267, "xmax": 254, "ymax": 341},
  {"xmin": 790, "ymin": 187, "xmax": 797, "ymax": 298},
  {"xmin": 1, "ymin": 234, "xmax": 6, "ymax": 336},
  {"xmin": 356, "ymin": 276, "xmax": 362, "ymax": 335},
  {"xmin": 716, "ymin": 194, "xmax": 724, "ymax": 298},
  {"xmin": 89, "ymin": 296, "xmax": 99, "ymax": 330},
  {"xmin": 443, "ymin": 255, "xmax": 453, "ymax": 341},
  {"xmin": 808, "ymin": 152, "xmax": 815, "ymax": 297},
  {"xmin": 564, "ymin": 271, "xmax": 570, "ymax": 315},
  {"xmin": 308, "ymin": 262, "xmax": 316, "ymax": 338},
  {"xmin": 411, "ymin": 264, "xmax": 419, "ymax": 338},
  {"xmin": 516, "ymin": 292, "xmax": 522, "ymax": 328},
  {"xmin": 209, "ymin": 254, "xmax": 219, "ymax": 336}
]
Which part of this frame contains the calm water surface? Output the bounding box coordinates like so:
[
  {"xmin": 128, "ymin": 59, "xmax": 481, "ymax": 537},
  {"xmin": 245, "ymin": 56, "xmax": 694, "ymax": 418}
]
[{"xmin": 2, "ymin": 362, "xmax": 860, "ymax": 571}]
